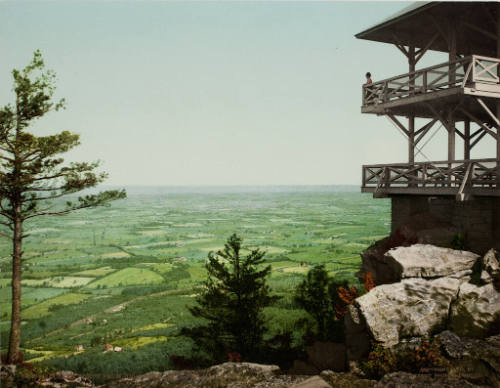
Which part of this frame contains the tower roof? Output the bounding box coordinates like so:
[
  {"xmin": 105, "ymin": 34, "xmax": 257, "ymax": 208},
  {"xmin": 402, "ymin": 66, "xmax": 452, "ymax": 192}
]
[{"xmin": 355, "ymin": 2, "xmax": 498, "ymax": 57}]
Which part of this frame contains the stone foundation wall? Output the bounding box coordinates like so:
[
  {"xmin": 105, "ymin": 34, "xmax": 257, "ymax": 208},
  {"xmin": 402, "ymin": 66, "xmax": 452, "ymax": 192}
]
[{"xmin": 391, "ymin": 195, "xmax": 500, "ymax": 254}]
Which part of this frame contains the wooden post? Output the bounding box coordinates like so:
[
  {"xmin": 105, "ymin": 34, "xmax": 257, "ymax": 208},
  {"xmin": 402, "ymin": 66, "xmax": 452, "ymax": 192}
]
[
  {"xmin": 464, "ymin": 119, "xmax": 471, "ymax": 160},
  {"xmin": 448, "ymin": 24, "xmax": 456, "ymax": 187},
  {"xmin": 497, "ymin": 4, "xmax": 500, "ymax": 187},
  {"xmin": 408, "ymin": 46, "xmax": 416, "ymax": 166}
]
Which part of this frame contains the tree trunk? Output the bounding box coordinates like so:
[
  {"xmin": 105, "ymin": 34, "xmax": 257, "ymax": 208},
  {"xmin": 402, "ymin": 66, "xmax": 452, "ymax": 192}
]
[{"xmin": 7, "ymin": 213, "xmax": 22, "ymax": 364}]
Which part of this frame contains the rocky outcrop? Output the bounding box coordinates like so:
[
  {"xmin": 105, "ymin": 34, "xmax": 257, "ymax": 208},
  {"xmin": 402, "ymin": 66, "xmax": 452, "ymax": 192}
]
[
  {"xmin": 361, "ymin": 244, "xmax": 478, "ymax": 285},
  {"xmin": 0, "ymin": 366, "xmax": 93, "ymax": 388},
  {"xmin": 105, "ymin": 362, "xmax": 310, "ymax": 388},
  {"xmin": 376, "ymin": 372, "xmax": 479, "ymax": 387},
  {"xmin": 437, "ymin": 331, "xmax": 500, "ymax": 387},
  {"xmin": 348, "ymin": 245, "xmax": 500, "ymax": 356},
  {"xmin": 351, "ymin": 277, "xmax": 461, "ymax": 347},
  {"xmin": 450, "ymin": 282, "xmax": 500, "ymax": 337}
]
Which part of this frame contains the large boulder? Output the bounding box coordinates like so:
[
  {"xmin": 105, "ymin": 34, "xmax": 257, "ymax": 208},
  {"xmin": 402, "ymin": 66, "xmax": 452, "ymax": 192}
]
[
  {"xmin": 450, "ymin": 282, "xmax": 500, "ymax": 338},
  {"xmin": 353, "ymin": 277, "xmax": 461, "ymax": 347},
  {"xmin": 385, "ymin": 244, "xmax": 479, "ymax": 280},
  {"xmin": 361, "ymin": 243, "xmax": 478, "ymax": 285}
]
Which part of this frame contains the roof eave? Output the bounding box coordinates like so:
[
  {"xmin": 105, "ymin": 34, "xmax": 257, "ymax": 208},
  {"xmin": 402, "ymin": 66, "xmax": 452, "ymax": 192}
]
[{"xmin": 355, "ymin": 2, "xmax": 438, "ymax": 40}]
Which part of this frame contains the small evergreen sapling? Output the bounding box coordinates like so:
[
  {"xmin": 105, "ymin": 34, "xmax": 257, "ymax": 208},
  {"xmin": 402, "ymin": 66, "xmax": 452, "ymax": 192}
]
[{"xmin": 182, "ymin": 233, "xmax": 279, "ymax": 363}]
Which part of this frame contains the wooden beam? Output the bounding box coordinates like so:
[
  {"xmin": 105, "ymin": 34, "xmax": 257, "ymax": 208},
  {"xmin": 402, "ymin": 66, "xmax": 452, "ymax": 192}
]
[
  {"xmin": 409, "ymin": 116, "xmax": 415, "ymax": 164},
  {"xmin": 476, "ymin": 97, "xmax": 500, "ymax": 126},
  {"xmin": 482, "ymin": 3, "xmax": 497, "ymax": 26},
  {"xmin": 387, "ymin": 114, "xmax": 410, "ymax": 136},
  {"xmin": 497, "ymin": 2, "xmax": 500, "ymax": 186},
  {"xmin": 425, "ymin": 103, "xmax": 453, "ymax": 133},
  {"xmin": 394, "ymin": 44, "xmax": 409, "ymax": 58},
  {"xmin": 415, "ymin": 33, "xmax": 439, "ymax": 64},
  {"xmin": 448, "ymin": 110, "xmax": 456, "ymax": 163},
  {"xmin": 430, "ymin": 15, "xmax": 450, "ymax": 47},
  {"xmin": 455, "ymin": 128, "xmax": 465, "ymax": 140},
  {"xmin": 464, "ymin": 120, "xmax": 471, "ymax": 160},
  {"xmin": 415, "ymin": 119, "xmax": 437, "ymax": 145},
  {"xmin": 470, "ymin": 128, "xmax": 484, "ymax": 139},
  {"xmin": 464, "ymin": 21, "xmax": 498, "ymax": 42},
  {"xmin": 459, "ymin": 107, "xmax": 498, "ymax": 140},
  {"xmin": 471, "ymin": 129, "xmax": 487, "ymax": 149}
]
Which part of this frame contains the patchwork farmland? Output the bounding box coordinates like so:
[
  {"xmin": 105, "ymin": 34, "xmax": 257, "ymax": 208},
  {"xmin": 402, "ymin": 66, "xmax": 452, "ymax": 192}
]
[{"xmin": 0, "ymin": 186, "xmax": 389, "ymax": 378}]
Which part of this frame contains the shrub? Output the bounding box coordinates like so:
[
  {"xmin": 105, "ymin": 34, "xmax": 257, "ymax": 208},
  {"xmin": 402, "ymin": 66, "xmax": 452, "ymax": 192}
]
[
  {"xmin": 360, "ymin": 344, "xmax": 397, "ymax": 379},
  {"xmin": 364, "ymin": 272, "xmax": 375, "ymax": 292},
  {"xmin": 294, "ymin": 264, "xmax": 359, "ymax": 342},
  {"xmin": 410, "ymin": 340, "xmax": 445, "ymax": 371},
  {"xmin": 451, "ymin": 232, "xmax": 465, "ymax": 250}
]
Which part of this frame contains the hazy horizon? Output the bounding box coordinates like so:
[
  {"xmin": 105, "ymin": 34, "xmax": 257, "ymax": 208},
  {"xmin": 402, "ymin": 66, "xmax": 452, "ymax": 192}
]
[{"xmin": 3, "ymin": 1, "xmax": 495, "ymax": 186}]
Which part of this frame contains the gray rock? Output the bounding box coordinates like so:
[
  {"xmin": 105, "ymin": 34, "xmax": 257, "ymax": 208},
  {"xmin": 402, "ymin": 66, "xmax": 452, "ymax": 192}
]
[
  {"xmin": 207, "ymin": 362, "xmax": 280, "ymax": 376},
  {"xmin": 436, "ymin": 330, "xmax": 478, "ymax": 359},
  {"xmin": 355, "ymin": 277, "xmax": 461, "ymax": 347},
  {"xmin": 480, "ymin": 270, "xmax": 492, "ymax": 284},
  {"xmin": 376, "ymin": 371, "xmax": 479, "ymax": 387},
  {"xmin": 436, "ymin": 331, "xmax": 500, "ymax": 387},
  {"xmin": 106, "ymin": 362, "xmax": 306, "ymax": 388},
  {"xmin": 290, "ymin": 376, "xmax": 332, "ymax": 388},
  {"xmin": 480, "ymin": 249, "xmax": 500, "ymax": 284},
  {"xmin": 450, "ymin": 283, "xmax": 500, "ymax": 338},
  {"xmin": 320, "ymin": 370, "xmax": 376, "ymax": 388},
  {"xmin": 384, "ymin": 244, "xmax": 479, "ymax": 280}
]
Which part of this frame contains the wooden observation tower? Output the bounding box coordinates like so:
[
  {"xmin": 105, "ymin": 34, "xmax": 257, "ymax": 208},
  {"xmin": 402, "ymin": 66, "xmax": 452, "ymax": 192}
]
[{"xmin": 356, "ymin": 2, "xmax": 500, "ymax": 253}]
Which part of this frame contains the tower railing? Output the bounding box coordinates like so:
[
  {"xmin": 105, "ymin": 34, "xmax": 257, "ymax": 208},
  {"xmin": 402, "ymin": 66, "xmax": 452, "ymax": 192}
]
[
  {"xmin": 362, "ymin": 55, "xmax": 500, "ymax": 106},
  {"xmin": 362, "ymin": 158, "xmax": 498, "ymax": 191}
]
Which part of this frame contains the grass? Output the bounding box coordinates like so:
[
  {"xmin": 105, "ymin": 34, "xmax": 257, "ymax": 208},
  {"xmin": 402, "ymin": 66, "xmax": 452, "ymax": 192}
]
[
  {"xmin": 86, "ymin": 268, "xmax": 165, "ymax": 288},
  {"xmin": 23, "ymin": 293, "xmax": 92, "ymax": 320},
  {"xmin": 0, "ymin": 187, "xmax": 390, "ymax": 376}
]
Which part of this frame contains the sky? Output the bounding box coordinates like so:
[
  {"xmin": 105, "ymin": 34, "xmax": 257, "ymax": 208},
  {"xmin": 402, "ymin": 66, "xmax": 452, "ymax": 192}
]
[{"xmin": 1, "ymin": 1, "xmax": 496, "ymax": 186}]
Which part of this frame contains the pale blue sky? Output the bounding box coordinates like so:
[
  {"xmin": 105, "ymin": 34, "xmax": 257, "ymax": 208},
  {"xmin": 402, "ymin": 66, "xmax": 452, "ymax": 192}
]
[{"xmin": 1, "ymin": 1, "xmax": 495, "ymax": 185}]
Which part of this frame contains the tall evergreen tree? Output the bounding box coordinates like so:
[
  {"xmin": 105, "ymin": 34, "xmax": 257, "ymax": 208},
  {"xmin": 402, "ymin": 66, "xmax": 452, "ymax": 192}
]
[
  {"xmin": 183, "ymin": 233, "xmax": 278, "ymax": 362},
  {"xmin": 0, "ymin": 51, "xmax": 125, "ymax": 364}
]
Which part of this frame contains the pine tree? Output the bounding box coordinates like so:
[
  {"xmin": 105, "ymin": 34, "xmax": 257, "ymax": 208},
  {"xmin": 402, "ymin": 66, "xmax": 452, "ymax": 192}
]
[
  {"xmin": 293, "ymin": 264, "xmax": 349, "ymax": 342},
  {"xmin": 183, "ymin": 233, "xmax": 279, "ymax": 362},
  {"xmin": 0, "ymin": 51, "xmax": 125, "ymax": 364}
]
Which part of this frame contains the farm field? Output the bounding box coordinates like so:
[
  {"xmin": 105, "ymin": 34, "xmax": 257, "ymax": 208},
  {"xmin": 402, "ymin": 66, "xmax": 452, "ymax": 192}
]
[{"xmin": 0, "ymin": 186, "xmax": 390, "ymax": 377}]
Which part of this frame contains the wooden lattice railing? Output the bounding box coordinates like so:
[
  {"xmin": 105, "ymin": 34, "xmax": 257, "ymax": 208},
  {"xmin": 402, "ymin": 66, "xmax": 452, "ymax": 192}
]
[
  {"xmin": 362, "ymin": 159, "xmax": 498, "ymax": 191},
  {"xmin": 362, "ymin": 55, "xmax": 500, "ymax": 106}
]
